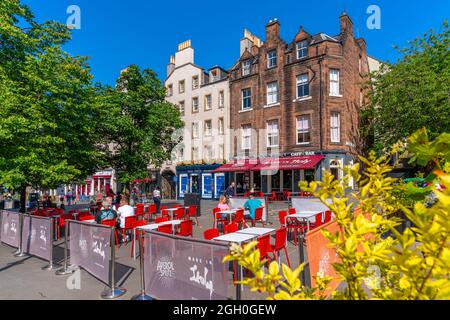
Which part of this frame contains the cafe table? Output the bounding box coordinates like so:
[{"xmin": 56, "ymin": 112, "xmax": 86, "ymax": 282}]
[
  {"xmin": 132, "ymin": 220, "xmax": 183, "ymax": 259},
  {"xmin": 288, "ymin": 211, "xmax": 322, "ymax": 232},
  {"xmin": 165, "ymin": 208, "xmax": 178, "ymax": 220},
  {"xmin": 213, "ymin": 232, "xmax": 256, "ymax": 300},
  {"xmin": 236, "ymin": 227, "xmax": 275, "ymax": 237}
]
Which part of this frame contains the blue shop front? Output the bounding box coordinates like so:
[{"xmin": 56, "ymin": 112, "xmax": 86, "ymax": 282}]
[{"xmin": 176, "ymin": 164, "xmax": 227, "ymax": 200}]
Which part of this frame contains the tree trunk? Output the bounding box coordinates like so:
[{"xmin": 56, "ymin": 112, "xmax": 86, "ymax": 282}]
[{"xmin": 20, "ymin": 185, "xmax": 27, "ymax": 214}]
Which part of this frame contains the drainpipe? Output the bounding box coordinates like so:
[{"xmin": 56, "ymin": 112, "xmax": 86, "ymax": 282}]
[{"xmin": 318, "ymin": 57, "xmax": 324, "ymax": 181}]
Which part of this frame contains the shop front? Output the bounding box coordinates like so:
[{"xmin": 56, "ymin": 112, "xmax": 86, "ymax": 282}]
[
  {"xmin": 176, "ymin": 164, "xmax": 225, "ymax": 200},
  {"xmin": 213, "ymin": 155, "xmax": 326, "ymax": 195}
]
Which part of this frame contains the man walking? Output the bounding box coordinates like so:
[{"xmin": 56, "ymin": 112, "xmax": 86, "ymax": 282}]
[{"xmin": 224, "ymin": 182, "xmax": 236, "ymax": 199}]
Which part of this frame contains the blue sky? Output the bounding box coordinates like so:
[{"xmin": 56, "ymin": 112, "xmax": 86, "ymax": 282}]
[{"xmin": 23, "ymin": 0, "xmax": 449, "ymax": 85}]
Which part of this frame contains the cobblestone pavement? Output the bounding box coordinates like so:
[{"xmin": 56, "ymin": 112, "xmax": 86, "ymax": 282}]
[{"xmin": 0, "ymin": 199, "xmax": 308, "ymax": 300}]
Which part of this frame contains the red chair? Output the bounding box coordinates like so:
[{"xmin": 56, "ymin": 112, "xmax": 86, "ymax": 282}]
[
  {"xmin": 245, "ymin": 207, "xmax": 265, "ymax": 227},
  {"xmin": 203, "ymin": 228, "xmax": 219, "ymax": 240},
  {"xmin": 147, "ymin": 204, "xmax": 157, "ymax": 221},
  {"xmin": 224, "ymin": 223, "xmax": 238, "ymax": 234},
  {"xmin": 232, "ymin": 209, "xmax": 248, "ymax": 229},
  {"xmin": 121, "ymin": 216, "xmax": 137, "ymax": 244},
  {"xmin": 288, "ymin": 207, "xmax": 296, "ymax": 215},
  {"xmin": 79, "ymin": 215, "xmax": 95, "ymax": 221},
  {"xmin": 155, "ymin": 216, "xmax": 169, "ymax": 224},
  {"xmin": 172, "ymin": 204, "xmax": 181, "ymax": 209},
  {"xmin": 176, "ymin": 220, "xmax": 193, "ymax": 237},
  {"xmin": 135, "ymin": 204, "xmax": 145, "ymax": 215},
  {"xmin": 213, "ymin": 207, "xmax": 228, "ymax": 229},
  {"xmin": 243, "ymin": 192, "xmax": 250, "ymax": 198},
  {"xmin": 324, "ymin": 210, "xmax": 332, "ymax": 223},
  {"xmin": 270, "ymin": 227, "xmax": 291, "ymax": 268},
  {"xmin": 130, "ymin": 219, "xmax": 147, "ymax": 257},
  {"xmin": 310, "ymin": 213, "xmax": 323, "ymax": 230},
  {"xmin": 279, "ymin": 210, "xmax": 306, "ymax": 246},
  {"xmin": 257, "ymin": 234, "xmax": 272, "ymax": 264},
  {"xmin": 174, "ymin": 207, "xmax": 185, "ymax": 220},
  {"xmin": 285, "ymin": 191, "xmax": 292, "ymax": 201},
  {"xmin": 187, "ymin": 206, "xmax": 199, "ymax": 225},
  {"xmin": 78, "ymin": 211, "xmax": 91, "ymax": 220},
  {"xmin": 157, "ymin": 224, "xmax": 172, "ymax": 234},
  {"xmin": 101, "ymin": 219, "xmax": 119, "ymax": 247},
  {"xmin": 301, "ymin": 191, "xmax": 313, "ymax": 197},
  {"xmin": 267, "ymin": 191, "xmax": 277, "ymax": 202},
  {"xmin": 160, "ymin": 205, "xmax": 169, "ymax": 215}
]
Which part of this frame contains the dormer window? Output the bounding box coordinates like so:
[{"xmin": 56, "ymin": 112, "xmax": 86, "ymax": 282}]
[
  {"xmin": 267, "ymin": 50, "xmax": 277, "ymax": 68},
  {"xmin": 211, "ymin": 70, "xmax": 218, "ymax": 82},
  {"xmin": 242, "ymin": 60, "xmax": 251, "ymax": 76},
  {"xmin": 296, "ymin": 40, "xmax": 308, "ymax": 59}
]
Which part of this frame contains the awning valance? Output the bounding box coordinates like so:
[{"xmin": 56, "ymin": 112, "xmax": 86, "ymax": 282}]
[
  {"xmin": 251, "ymin": 155, "xmax": 325, "ymax": 171},
  {"xmin": 212, "ymin": 160, "xmax": 259, "ymax": 173}
]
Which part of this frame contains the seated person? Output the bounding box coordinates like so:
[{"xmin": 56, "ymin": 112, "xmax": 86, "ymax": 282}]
[
  {"xmin": 117, "ymin": 196, "xmax": 135, "ymax": 241},
  {"xmin": 243, "ymin": 192, "xmax": 265, "ymax": 220},
  {"xmin": 216, "ymin": 195, "xmax": 231, "ymax": 219},
  {"xmin": 95, "ymin": 197, "xmax": 117, "ymax": 224}
]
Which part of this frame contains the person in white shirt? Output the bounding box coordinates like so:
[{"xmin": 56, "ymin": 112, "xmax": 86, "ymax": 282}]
[{"xmin": 117, "ymin": 196, "xmax": 135, "ymax": 229}]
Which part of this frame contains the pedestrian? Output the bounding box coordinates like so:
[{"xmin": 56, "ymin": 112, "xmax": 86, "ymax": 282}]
[
  {"xmin": 152, "ymin": 186, "xmax": 162, "ymax": 213},
  {"xmin": 117, "ymin": 196, "xmax": 135, "ymax": 242},
  {"xmin": 66, "ymin": 189, "xmax": 73, "ymax": 206},
  {"xmin": 224, "ymin": 182, "xmax": 236, "ymax": 199}
]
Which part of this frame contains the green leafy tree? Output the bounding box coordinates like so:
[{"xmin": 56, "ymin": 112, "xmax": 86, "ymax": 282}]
[
  {"xmin": 364, "ymin": 20, "xmax": 450, "ymax": 153},
  {"xmin": 99, "ymin": 65, "xmax": 182, "ymax": 194},
  {"xmin": 0, "ymin": 1, "xmax": 105, "ymax": 212}
]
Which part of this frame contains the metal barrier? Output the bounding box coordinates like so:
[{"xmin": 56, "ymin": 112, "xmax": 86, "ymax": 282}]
[
  {"xmin": 0, "ymin": 210, "xmax": 21, "ymax": 251},
  {"xmin": 55, "ymin": 220, "xmax": 126, "ymax": 299},
  {"xmin": 132, "ymin": 230, "xmax": 235, "ymax": 300}
]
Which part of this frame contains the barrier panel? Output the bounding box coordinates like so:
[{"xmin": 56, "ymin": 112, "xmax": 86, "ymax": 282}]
[
  {"xmin": 291, "ymin": 197, "xmax": 332, "ymax": 221},
  {"xmin": 21, "ymin": 214, "xmax": 57, "ymax": 270},
  {"xmin": 1, "ymin": 210, "xmax": 20, "ymax": 248},
  {"xmin": 229, "ymin": 197, "xmax": 268, "ymax": 222},
  {"xmin": 138, "ymin": 230, "xmax": 231, "ymax": 300},
  {"xmin": 305, "ymin": 220, "xmax": 341, "ymax": 297},
  {"xmin": 56, "ymin": 220, "xmax": 126, "ymax": 299}
]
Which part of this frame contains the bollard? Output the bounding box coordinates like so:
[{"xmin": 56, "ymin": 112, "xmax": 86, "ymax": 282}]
[{"xmin": 131, "ymin": 229, "xmax": 153, "ymax": 300}]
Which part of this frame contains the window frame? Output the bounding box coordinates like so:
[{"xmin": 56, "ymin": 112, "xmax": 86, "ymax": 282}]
[
  {"xmin": 204, "ymin": 119, "xmax": 212, "ymax": 137},
  {"xmin": 191, "ymin": 97, "xmax": 199, "ymax": 113},
  {"xmin": 167, "ymin": 84, "xmax": 173, "ymax": 97},
  {"xmin": 242, "ymin": 88, "xmax": 252, "ymax": 110},
  {"xmin": 296, "ymin": 40, "xmax": 308, "ymax": 60},
  {"xmin": 266, "ymin": 81, "xmax": 279, "ymax": 105},
  {"xmin": 218, "ymin": 117, "xmax": 224, "ymax": 135},
  {"xmin": 192, "ymin": 75, "xmax": 199, "ymax": 90},
  {"xmin": 218, "ymin": 90, "xmax": 224, "ymax": 108},
  {"xmin": 204, "ymin": 94, "xmax": 212, "ymax": 111},
  {"xmin": 241, "ymin": 124, "xmax": 252, "ymax": 150},
  {"xmin": 242, "ymin": 59, "xmax": 251, "ymax": 76},
  {"xmin": 266, "ymin": 119, "xmax": 279, "ymax": 148},
  {"xmin": 267, "ymin": 49, "xmax": 277, "ymax": 68},
  {"xmin": 296, "ymin": 115, "xmax": 311, "ymax": 145},
  {"xmin": 179, "ymin": 100, "xmax": 185, "ymax": 116},
  {"xmin": 178, "ymin": 79, "xmax": 185, "ymax": 94},
  {"xmin": 329, "ymin": 69, "xmax": 341, "ymax": 96},
  {"xmin": 192, "ymin": 122, "xmax": 199, "ymax": 139},
  {"xmin": 296, "ymin": 74, "xmax": 310, "ymax": 99},
  {"xmin": 330, "ymin": 112, "xmax": 341, "ymax": 143}
]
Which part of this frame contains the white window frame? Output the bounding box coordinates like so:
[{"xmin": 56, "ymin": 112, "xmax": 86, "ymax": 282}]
[
  {"xmin": 330, "ymin": 69, "xmax": 341, "ymax": 97},
  {"xmin": 178, "ymin": 80, "xmax": 185, "ymax": 93},
  {"xmin": 242, "ymin": 60, "xmax": 251, "ymax": 76},
  {"xmin": 242, "ymin": 88, "xmax": 251, "ymax": 110},
  {"xmin": 296, "ymin": 115, "xmax": 310, "ymax": 144},
  {"xmin": 219, "ymin": 90, "xmax": 224, "ymax": 108},
  {"xmin": 266, "ymin": 120, "xmax": 279, "ymax": 147},
  {"xmin": 192, "ymin": 75, "xmax": 199, "ymax": 90},
  {"xmin": 267, "ymin": 50, "xmax": 277, "ymax": 68},
  {"xmin": 167, "ymin": 84, "xmax": 173, "ymax": 97},
  {"xmin": 241, "ymin": 124, "xmax": 252, "ymax": 150},
  {"xmin": 192, "ymin": 97, "xmax": 199, "ymax": 113},
  {"xmin": 330, "ymin": 112, "xmax": 341, "ymax": 143},
  {"xmin": 192, "ymin": 122, "xmax": 199, "ymax": 139},
  {"xmin": 296, "ymin": 74, "xmax": 309, "ymax": 98},
  {"xmin": 204, "ymin": 145, "xmax": 213, "ymax": 160},
  {"xmin": 296, "ymin": 40, "xmax": 308, "ymax": 59},
  {"xmin": 218, "ymin": 117, "xmax": 224, "ymax": 135},
  {"xmin": 179, "ymin": 101, "xmax": 185, "ymax": 115},
  {"xmin": 205, "ymin": 94, "xmax": 212, "ymax": 111},
  {"xmin": 266, "ymin": 82, "xmax": 278, "ymax": 105},
  {"xmin": 204, "ymin": 119, "xmax": 212, "ymax": 137}
]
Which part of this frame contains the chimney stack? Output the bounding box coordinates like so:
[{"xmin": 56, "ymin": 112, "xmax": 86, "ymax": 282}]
[
  {"xmin": 240, "ymin": 29, "xmax": 263, "ymax": 56},
  {"xmin": 166, "ymin": 55, "xmax": 175, "ymax": 78},
  {"xmin": 339, "ymin": 11, "xmax": 353, "ymax": 36},
  {"xmin": 265, "ymin": 18, "xmax": 280, "ymax": 41}
]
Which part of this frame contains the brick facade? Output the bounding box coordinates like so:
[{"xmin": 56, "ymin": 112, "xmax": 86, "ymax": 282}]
[{"xmin": 229, "ymin": 13, "xmax": 370, "ymax": 160}]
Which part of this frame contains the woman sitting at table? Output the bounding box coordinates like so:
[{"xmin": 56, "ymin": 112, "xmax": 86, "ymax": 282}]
[
  {"xmin": 216, "ymin": 195, "xmax": 232, "ymax": 219},
  {"xmin": 95, "ymin": 197, "xmax": 117, "ymax": 224}
]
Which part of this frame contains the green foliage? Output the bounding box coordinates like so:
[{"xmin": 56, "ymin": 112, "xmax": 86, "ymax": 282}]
[
  {"xmin": 225, "ymin": 129, "xmax": 450, "ymax": 300},
  {"xmin": 364, "ymin": 20, "xmax": 450, "ymax": 153},
  {"xmin": 98, "ymin": 65, "xmax": 183, "ymax": 190},
  {"xmin": 0, "ymin": 1, "xmax": 105, "ymax": 210}
]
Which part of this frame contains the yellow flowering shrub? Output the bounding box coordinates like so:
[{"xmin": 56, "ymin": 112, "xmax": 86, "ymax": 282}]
[{"xmin": 224, "ymin": 129, "xmax": 450, "ymax": 300}]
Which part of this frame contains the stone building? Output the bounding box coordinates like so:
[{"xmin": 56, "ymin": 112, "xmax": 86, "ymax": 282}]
[{"xmin": 214, "ymin": 13, "xmax": 376, "ymax": 194}]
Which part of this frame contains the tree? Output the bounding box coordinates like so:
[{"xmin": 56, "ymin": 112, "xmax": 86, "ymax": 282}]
[
  {"xmin": 364, "ymin": 20, "xmax": 450, "ymax": 153},
  {"xmin": 0, "ymin": 1, "xmax": 105, "ymax": 212},
  {"xmin": 99, "ymin": 65, "xmax": 182, "ymax": 194}
]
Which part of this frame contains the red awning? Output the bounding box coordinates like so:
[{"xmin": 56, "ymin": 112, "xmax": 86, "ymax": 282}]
[
  {"xmin": 251, "ymin": 155, "xmax": 325, "ymax": 171},
  {"xmin": 213, "ymin": 160, "xmax": 259, "ymax": 173}
]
